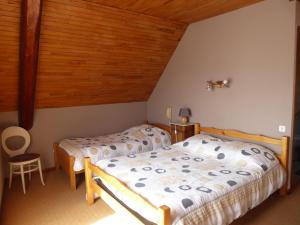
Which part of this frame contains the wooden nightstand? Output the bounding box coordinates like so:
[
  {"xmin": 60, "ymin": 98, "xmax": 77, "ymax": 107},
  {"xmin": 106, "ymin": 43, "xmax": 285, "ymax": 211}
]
[{"xmin": 170, "ymin": 123, "xmax": 195, "ymax": 144}]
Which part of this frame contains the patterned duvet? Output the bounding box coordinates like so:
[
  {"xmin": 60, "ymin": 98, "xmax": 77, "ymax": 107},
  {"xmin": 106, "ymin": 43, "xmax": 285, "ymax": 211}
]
[
  {"xmin": 59, "ymin": 124, "xmax": 171, "ymax": 171},
  {"xmin": 95, "ymin": 134, "xmax": 286, "ymax": 225}
]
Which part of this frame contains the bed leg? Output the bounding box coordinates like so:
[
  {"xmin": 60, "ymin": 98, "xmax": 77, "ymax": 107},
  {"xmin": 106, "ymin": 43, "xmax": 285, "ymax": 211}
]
[
  {"xmin": 158, "ymin": 205, "xmax": 170, "ymax": 225},
  {"xmin": 84, "ymin": 158, "xmax": 94, "ymax": 205},
  {"xmin": 70, "ymin": 171, "xmax": 77, "ymax": 191},
  {"xmin": 279, "ymin": 184, "xmax": 289, "ymax": 196}
]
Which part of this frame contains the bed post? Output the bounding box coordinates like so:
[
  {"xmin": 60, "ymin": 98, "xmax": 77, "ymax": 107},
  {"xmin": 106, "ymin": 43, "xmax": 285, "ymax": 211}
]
[
  {"xmin": 69, "ymin": 156, "xmax": 77, "ymax": 191},
  {"xmin": 194, "ymin": 123, "xmax": 200, "ymax": 135},
  {"xmin": 84, "ymin": 158, "xmax": 95, "ymax": 205},
  {"xmin": 279, "ymin": 136, "xmax": 289, "ymax": 195},
  {"xmin": 158, "ymin": 205, "xmax": 170, "ymax": 225}
]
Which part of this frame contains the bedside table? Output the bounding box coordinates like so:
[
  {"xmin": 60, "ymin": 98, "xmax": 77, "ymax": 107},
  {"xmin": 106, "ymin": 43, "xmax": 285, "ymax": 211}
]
[{"xmin": 170, "ymin": 123, "xmax": 195, "ymax": 144}]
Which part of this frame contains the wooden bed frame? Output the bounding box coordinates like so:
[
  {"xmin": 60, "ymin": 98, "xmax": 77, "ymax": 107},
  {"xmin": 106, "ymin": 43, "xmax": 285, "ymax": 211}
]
[
  {"xmin": 84, "ymin": 123, "xmax": 289, "ymax": 225},
  {"xmin": 53, "ymin": 123, "xmax": 171, "ymax": 190}
]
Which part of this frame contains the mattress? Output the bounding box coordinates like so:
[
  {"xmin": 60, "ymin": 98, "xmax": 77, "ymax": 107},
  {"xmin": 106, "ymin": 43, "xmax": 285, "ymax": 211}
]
[
  {"xmin": 95, "ymin": 134, "xmax": 286, "ymax": 225},
  {"xmin": 59, "ymin": 124, "xmax": 171, "ymax": 171}
]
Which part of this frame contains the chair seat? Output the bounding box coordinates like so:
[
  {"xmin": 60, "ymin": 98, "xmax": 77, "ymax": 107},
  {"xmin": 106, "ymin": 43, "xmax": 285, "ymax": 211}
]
[{"xmin": 10, "ymin": 153, "xmax": 40, "ymax": 163}]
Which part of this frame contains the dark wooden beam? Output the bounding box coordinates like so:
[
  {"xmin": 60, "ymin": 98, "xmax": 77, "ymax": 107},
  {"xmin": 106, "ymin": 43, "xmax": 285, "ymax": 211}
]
[{"xmin": 19, "ymin": 0, "xmax": 42, "ymax": 130}]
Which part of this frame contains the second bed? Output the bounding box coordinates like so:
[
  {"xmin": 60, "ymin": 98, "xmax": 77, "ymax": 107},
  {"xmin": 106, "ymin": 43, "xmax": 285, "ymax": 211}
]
[
  {"xmin": 84, "ymin": 123, "xmax": 289, "ymax": 225},
  {"xmin": 53, "ymin": 123, "xmax": 171, "ymax": 189}
]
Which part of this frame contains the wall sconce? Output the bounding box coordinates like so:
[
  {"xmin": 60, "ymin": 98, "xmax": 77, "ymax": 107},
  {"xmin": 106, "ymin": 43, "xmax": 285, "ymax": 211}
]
[{"xmin": 206, "ymin": 79, "xmax": 230, "ymax": 91}]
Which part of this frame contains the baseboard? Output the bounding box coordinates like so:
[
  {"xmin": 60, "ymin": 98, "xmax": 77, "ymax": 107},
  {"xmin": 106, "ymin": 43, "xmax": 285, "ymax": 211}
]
[{"xmin": 43, "ymin": 166, "xmax": 56, "ymax": 172}]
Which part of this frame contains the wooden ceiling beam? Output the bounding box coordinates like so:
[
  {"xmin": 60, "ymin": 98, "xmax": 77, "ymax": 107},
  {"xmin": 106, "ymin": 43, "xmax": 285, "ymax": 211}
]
[{"xmin": 19, "ymin": 0, "xmax": 43, "ymax": 130}]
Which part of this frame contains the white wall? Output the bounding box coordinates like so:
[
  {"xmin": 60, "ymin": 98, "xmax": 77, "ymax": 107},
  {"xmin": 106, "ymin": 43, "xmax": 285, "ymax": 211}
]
[
  {"xmin": 0, "ymin": 102, "xmax": 147, "ymax": 170},
  {"xmin": 147, "ymin": 0, "xmax": 298, "ymax": 189},
  {"xmin": 148, "ymin": 0, "xmax": 297, "ymax": 139}
]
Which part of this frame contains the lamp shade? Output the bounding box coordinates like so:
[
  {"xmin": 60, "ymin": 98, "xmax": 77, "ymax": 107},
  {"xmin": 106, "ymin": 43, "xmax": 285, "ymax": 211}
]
[
  {"xmin": 166, "ymin": 107, "xmax": 172, "ymax": 120},
  {"xmin": 179, "ymin": 107, "xmax": 191, "ymax": 117}
]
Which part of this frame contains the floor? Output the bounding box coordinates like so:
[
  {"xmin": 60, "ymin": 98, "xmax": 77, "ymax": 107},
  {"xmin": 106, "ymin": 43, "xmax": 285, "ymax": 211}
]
[{"xmin": 1, "ymin": 170, "xmax": 300, "ymax": 225}]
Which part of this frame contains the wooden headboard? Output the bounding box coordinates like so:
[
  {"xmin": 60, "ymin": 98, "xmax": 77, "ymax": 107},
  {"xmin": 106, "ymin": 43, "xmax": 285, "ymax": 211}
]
[
  {"xmin": 148, "ymin": 122, "xmax": 171, "ymax": 134},
  {"xmin": 193, "ymin": 123, "xmax": 289, "ymax": 194}
]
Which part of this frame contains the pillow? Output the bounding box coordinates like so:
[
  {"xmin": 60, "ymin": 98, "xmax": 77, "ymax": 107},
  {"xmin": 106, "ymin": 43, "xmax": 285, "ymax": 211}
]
[
  {"xmin": 176, "ymin": 134, "xmax": 280, "ymax": 172},
  {"xmin": 122, "ymin": 124, "xmax": 150, "ymax": 135},
  {"xmin": 122, "ymin": 124, "xmax": 171, "ymax": 150},
  {"xmin": 213, "ymin": 141, "xmax": 280, "ymax": 172},
  {"xmin": 174, "ymin": 134, "xmax": 222, "ymax": 153},
  {"xmin": 139, "ymin": 126, "xmax": 171, "ymax": 149}
]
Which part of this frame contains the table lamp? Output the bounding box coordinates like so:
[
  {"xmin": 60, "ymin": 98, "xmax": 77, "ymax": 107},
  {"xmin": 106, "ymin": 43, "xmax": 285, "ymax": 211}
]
[{"xmin": 179, "ymin": 107, "xmax": 191, "ymax": 124}]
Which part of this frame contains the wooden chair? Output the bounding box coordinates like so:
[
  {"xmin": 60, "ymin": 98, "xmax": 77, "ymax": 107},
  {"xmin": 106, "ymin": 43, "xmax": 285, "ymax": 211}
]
[{"xmin": 1, "ymin": 126, "xmax": 45, "ymax": 194}]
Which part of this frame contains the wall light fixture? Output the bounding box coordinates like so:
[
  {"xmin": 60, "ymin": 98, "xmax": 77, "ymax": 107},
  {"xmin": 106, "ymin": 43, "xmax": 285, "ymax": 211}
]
[{"xmin": 206, "ymin": 79, "xmax": 230, "ymax": 91}]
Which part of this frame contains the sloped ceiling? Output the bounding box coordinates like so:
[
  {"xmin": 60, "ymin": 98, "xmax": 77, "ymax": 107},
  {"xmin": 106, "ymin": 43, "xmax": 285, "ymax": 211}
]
[
  {"xmin": 88, "ymin": 0, "xmax": 262, "ymax": 23},
  {"xmin": 0, "ymin": 0, "xmax": 261, "ymax": 112}
]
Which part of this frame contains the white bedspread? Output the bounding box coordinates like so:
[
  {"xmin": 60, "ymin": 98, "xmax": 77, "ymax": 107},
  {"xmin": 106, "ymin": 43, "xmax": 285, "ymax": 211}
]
[
  {"xmin": 59, "ymin": 124, "xmax": 171, "ymax": 171},
  {"xmin": 95, "ymin": 134, "xmax": 286, "ymax": 225}
]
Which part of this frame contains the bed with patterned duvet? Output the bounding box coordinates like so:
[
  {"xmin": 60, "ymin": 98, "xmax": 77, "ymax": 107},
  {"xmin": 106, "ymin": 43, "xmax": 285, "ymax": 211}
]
[
  {"xmin": 93, "ymin": 134, "xmax": 286, "ymax": 225},
  {"xmin": 59, "ymin": 124, "xmax": 171, "ymax": 171}
]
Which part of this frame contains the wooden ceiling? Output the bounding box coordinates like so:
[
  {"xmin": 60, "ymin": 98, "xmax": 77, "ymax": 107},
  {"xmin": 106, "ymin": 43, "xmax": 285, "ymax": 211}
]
[
  {"xmin": 87, "ymin": 0, "xmax": 262, "ymax": 23},
  {"xmin": 1, "ymin": 0, "xmax": 20, "ymax": 112},
  {"xmin": 0, "ymin": 0, "xmax": 261, "ymax": 112}
]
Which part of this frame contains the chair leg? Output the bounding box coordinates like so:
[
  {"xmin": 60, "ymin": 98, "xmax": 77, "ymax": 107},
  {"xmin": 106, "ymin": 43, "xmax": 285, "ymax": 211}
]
[
  {"xmin": 29, "ymin": 165, "xmax": 31, "ymax": 180},
  {"xmin": 38, "ymin": 159, "xmax": 45, "ymax": 186},
  {"xmin": 27, "ymin": 164, "xmax": 31, "ymax": 180},
  {"xmin": 9, "ymin": 164, "xmax": 13, "ymax": 189},
  {"xmin": 20, "ymin": 165, "xmax": 26, "ymax": 194}
]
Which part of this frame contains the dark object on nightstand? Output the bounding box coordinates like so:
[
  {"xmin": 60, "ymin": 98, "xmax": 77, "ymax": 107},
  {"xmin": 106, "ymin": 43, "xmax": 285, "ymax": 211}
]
[{"xmin": 170, "ymin": 123, "xmax": 194, "ymax": 144}]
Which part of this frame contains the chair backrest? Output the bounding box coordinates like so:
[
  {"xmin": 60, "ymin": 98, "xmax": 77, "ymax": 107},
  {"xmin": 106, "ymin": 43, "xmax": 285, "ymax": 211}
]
[{"xmin": 1, "ymin": 126, "xmax": 30, "ymax": 157}]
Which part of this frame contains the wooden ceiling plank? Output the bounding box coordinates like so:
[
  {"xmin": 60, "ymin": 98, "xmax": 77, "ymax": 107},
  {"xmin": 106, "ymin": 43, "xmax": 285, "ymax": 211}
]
[
  {"xmin": 18, "ymin": 0, "xmax": 43, "ymax": 129},
  {"xmin": 0, "ymin": 0, "xmax": 20, "ymax": 112},
  {"xmin": 1, "ymin": 0, "xmax": 261, "ymax": 112},
  {"xmin": 83, "ymin": 0, "xmax": 262, "ymax": 23}
]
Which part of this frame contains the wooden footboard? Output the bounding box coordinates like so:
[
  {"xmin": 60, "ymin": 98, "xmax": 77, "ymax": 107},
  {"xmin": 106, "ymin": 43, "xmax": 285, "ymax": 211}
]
[
  {"xmin": 84, "ymin": 158, "xmax": 171, "ymax": 225},
  {"xmin": 53, "ymin": 143, "xmax": 84, "ymax": 190}
]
